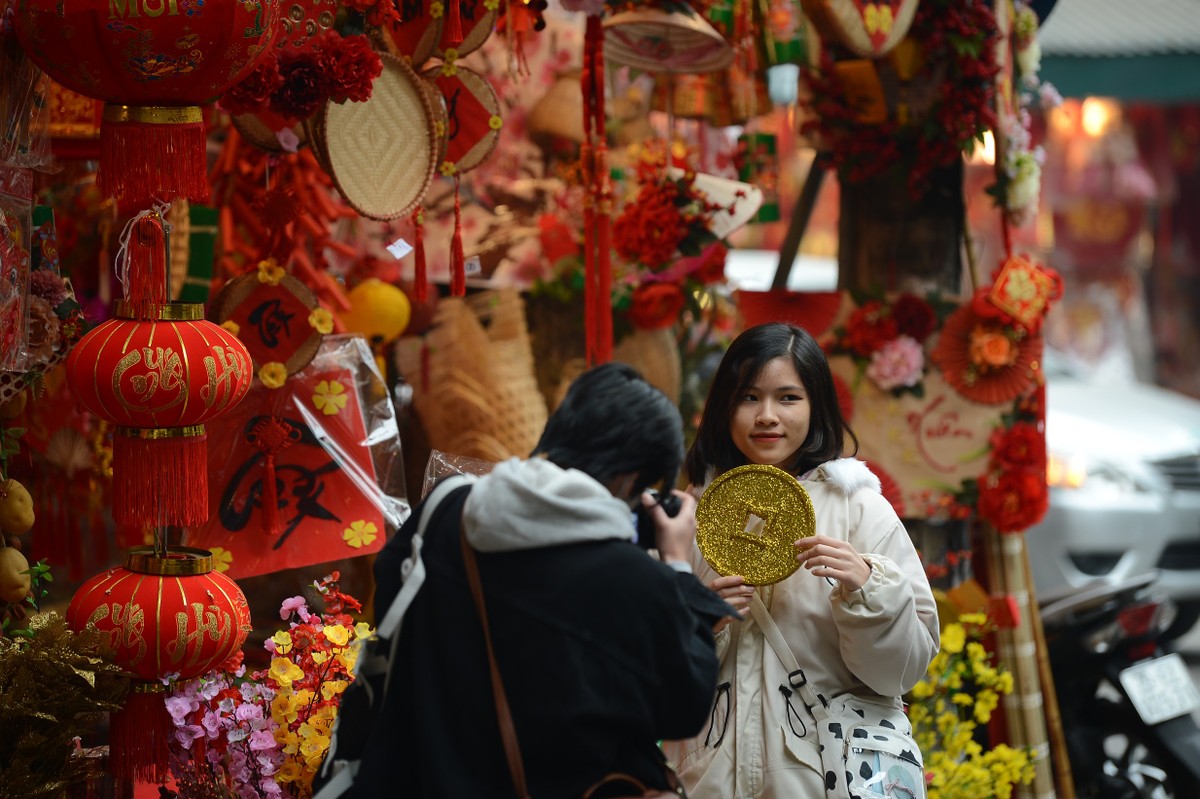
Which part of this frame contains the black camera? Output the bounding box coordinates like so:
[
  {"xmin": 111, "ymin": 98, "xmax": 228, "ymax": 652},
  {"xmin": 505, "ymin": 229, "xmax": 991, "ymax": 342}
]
[{"xmin": 633, "ymin": 489, "xmax": 683, "ymax": 550}]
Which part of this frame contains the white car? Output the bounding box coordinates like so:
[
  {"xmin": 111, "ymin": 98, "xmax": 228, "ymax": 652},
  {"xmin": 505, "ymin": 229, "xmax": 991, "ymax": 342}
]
[{"xmin": 1025, "ymin": 351, "xmax": 1200, "ymax": 639}]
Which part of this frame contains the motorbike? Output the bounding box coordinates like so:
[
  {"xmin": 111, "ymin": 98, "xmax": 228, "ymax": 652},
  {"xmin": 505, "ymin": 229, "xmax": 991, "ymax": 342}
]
[{"xmin": 1040, "ymin": 571, "xmax": 1200, "ymax": 799}]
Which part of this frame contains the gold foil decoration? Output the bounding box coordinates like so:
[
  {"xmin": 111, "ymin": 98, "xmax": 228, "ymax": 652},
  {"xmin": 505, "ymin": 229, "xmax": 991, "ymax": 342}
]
[{"xmin": 696, "ymin": 464, "xmax": 815, "ymax": 585}]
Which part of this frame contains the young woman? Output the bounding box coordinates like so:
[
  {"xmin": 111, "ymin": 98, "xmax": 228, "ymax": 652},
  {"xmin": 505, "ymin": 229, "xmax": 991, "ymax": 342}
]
[{"xmin": 670, "ymin": 322, "xmax": 939, "ymax": 799}]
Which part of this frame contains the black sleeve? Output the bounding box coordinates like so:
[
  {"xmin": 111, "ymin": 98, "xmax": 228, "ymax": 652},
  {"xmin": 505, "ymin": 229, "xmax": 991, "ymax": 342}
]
[{"xmin": 647, "ymin": 569, "xmax": 739, "ymax": 741}]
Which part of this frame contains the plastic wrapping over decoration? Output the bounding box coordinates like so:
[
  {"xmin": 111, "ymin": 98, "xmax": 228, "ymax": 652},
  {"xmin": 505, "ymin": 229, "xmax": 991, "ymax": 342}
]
[
  {"xmin": 187, "ymin": 335, "xmax": 409, "ymax": 580},
  {"xmin": 0, "ymin": 166, "xmax": 31, "ymax": 372},
  {"xmin": 421, "ymin": 449, "xmax": 497, "ymax": 500},
  {"xmin": 0, "ymin": 1, "xmax": 50, "ymax": 169}
]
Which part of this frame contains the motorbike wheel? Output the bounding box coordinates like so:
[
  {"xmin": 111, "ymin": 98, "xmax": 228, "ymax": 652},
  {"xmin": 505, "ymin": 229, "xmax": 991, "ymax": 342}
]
[{"xmin": 1098, "ymin": 731, "xmax": 1200, "ymax": 799}]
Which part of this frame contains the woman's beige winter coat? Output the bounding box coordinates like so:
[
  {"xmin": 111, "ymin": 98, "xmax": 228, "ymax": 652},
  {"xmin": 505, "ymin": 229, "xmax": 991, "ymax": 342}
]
[{"xmin": 666, "ymin": 458, "xmax": 940, "ymax": 799}]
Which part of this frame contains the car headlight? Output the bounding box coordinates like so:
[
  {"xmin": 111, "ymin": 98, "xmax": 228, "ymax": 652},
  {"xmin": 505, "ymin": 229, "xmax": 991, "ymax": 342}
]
[{"xmin": 1047, "ymin": 453, "xmax": 1165, "ymax": 493}]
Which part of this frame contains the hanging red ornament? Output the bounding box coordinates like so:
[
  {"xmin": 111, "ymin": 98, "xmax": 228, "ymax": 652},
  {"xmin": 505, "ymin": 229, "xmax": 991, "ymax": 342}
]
[
  {"xmin": 66, "ymin": 546, "xmax": 252, "ymax": 784},
  {"xmin": 412, "ymin": 208, "xmax": 429, "ymax": 303},
  {"xmin": 15, "ymin": 0, "xmax": 282, "ymax": 207},
  {"xmin": 65, "ymin": 213, "xmax": 252, "ymax": 527}
]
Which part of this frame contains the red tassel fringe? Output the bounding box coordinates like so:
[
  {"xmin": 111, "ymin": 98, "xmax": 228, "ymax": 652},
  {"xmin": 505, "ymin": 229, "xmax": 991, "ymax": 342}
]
[
  {"xmin": 99, "ymin": 109, "xmax": 210, "ymax": 208},
  {"xmin": 123, "ymin": 213, "xmax": 167, "ymax": 320},
  {"xmin": 412, "ymin": 208, "xmax": 428, "ymax": 303},
  {"xmin": 250, "ymin": 416, "xmax": 295, "ymax": 536},
  {"xmin": 109, "ymin": 683, "xmax": 171, "ymax": 785},
  {"xmin": 444, "ymin": 0, "xmax": 464, "ymax": 48},
  {"xmin": 112, "ymin": 428, "xmax": 209, "ymax": 528},
  {"xmin": 450, "ymin": 178, "xmax": 465, "ymax": 296}
]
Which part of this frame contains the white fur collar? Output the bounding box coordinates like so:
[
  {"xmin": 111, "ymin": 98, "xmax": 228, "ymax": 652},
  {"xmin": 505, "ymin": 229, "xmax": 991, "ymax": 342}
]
[{"xmin": 812, "ymin": 458, "xmax": 882, "ymax": 496}]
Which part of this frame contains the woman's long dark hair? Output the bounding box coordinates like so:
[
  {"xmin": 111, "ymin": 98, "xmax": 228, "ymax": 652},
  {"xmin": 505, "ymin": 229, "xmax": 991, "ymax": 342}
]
[{"xmin": 685, "ymin": 322, "xmax": 858, "ymax": 485}]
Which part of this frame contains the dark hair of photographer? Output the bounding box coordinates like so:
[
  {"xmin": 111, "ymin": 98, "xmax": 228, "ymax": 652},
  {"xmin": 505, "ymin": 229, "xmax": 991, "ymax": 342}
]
[{"xmin": 533, "ymin": 361, "xmax": 683, "ymax": 497}]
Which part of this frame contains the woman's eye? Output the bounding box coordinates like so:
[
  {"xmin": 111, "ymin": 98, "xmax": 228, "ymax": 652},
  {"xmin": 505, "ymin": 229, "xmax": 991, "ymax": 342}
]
[{"xmin": 741, "ymin": 393, "xmax": 758, "ymax": 403}]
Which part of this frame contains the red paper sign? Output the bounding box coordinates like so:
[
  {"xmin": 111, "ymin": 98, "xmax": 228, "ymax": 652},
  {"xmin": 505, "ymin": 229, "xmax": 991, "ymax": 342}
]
[{"xmin": 188, "ymin": 367, "xmax": 386, "ymax": 579}]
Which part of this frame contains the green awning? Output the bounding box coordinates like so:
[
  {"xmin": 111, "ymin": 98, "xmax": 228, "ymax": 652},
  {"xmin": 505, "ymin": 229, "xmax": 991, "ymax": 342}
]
[{"xmin": 1041, "ymin": 53, "xmax": 1200, "ymax": 103}]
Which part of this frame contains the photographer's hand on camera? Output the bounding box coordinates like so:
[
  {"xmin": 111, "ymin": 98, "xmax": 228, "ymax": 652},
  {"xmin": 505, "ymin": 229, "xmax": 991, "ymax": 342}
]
[{"xmin": 642, "ymin": 489, "xmax": 696, "ymax": 565}]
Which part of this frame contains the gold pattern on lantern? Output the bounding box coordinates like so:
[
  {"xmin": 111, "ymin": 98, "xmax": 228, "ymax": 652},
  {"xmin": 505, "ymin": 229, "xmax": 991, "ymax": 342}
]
[
  {"xmin": 85, "ymin": 601, "xmax": 148, "ymax": 667},
  {"xmin": 202, "ymin": 346, "xmax": 251, "ymax": 411},
  {"xmin": 114, "ymin": 347, "xmax": 187, "ymax": 413},
  {"xmin": 168, "ymin": 603, "xmax": 235, "ymax": 669}
]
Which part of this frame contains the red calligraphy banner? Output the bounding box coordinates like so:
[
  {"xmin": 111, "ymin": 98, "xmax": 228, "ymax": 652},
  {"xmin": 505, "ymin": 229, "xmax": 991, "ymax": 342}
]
[{"xmin": 188, "ymin": 366, "xmax": 387, "ymax": 579}]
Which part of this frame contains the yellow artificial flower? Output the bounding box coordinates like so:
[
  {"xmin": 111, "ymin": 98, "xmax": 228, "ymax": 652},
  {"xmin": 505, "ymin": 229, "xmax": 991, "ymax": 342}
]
[
  {"xmin": 343, "ymin": 519, "xmax": 378, "ymax": 549},
  {"xmin": 312, "ymin": 379, "xmax": 348, "ymax": 416},
  {"xmin": 337, "ymin": 647, "xmax": 360, "ymax": 672},
  {"xmin": 321, "ymin": 679, "xmax": 349, "ymax": 701},
  {"xmin": 271, "ymin": 630, "xmax": 294, "ymax": 654},
  {"xmin": 220, "ymin": 320, "xmax": 241, "ymax": 338},
  {"xmin": 277, "ymin": 760, "xmax": 304, "ymax": 782},
  {"xmin": 308, "ymin": 307, "xmax": 334, "ymax": 335},
  {"xmin": 429, "ymin": 0, "xmax": 443, "ymax": 17},
  {"xmin": 259, "ymin": 361, "xmax": 289, "ymax": 389},
  {"xmin": 440, "ymin": 160, "xmax": 457, "ymax": 176},
  {"xmin": 323, "ymin": 624, "xmax": 350, "ymax": 647},
  {"xmin": 270, "ymin": 656, "xmax": 305, "ymax": 688},
  {"xmin": 257, "ymin": 258, "xmax": 285, "ymax": 285},
  {"xmin": 488, "ymin": 114, "xmax": 503, "ymax": 131},
  {"xmin": 209, "ymin": 547, "xmax": 233, "ymax": 573},
  {"xmin": 483, "ymin": 0, "xmax": 498, "ymax": 8},
  {"xmin": 941, "ymin": 622, "xmax": 966, "ymax": 654},
  {"xmin": 354, "ymin": 622, "xmax": 373, "ymax": 640},
  {"xmin": 311, "ymin": 650, "xmax": 329, "ymax": 665}
]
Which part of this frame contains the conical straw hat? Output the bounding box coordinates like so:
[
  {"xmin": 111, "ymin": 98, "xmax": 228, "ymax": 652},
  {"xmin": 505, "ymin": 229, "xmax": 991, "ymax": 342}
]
[
  {"xmin": 603, "ymin": 6, "xmax": 733, "ymax": 73},
  {"xmin": 665, "ymin": 167, "xmax": 764, "ymax": 240}
]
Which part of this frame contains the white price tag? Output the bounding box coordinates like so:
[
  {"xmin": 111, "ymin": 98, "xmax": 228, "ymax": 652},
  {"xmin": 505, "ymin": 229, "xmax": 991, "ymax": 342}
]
[{"xmin": 386, "ymin": 238, "xmax": 414, "ymax": 260}]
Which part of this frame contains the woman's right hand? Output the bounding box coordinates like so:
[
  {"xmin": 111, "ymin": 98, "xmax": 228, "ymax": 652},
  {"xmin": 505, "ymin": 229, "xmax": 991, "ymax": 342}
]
[{"xmin": 709, "ymin": 574, "xmax": 753, "ymax": 633}]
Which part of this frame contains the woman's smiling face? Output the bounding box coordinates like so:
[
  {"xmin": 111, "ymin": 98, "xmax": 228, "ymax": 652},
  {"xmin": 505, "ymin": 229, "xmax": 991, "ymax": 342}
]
[{"xmin": 730, "ymin": 356, "xmax": 811, "ymax": 470}]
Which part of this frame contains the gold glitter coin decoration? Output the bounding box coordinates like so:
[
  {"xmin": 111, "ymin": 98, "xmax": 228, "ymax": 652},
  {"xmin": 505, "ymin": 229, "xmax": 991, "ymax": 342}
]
[{"xmin": 696, "ymin": 464, "xmax": 816, "ymax": 585}]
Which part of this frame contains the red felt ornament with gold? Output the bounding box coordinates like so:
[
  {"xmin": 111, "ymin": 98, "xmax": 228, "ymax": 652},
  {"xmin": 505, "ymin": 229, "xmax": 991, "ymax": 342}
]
[
  {"xmin": 67, "ymin": 546, "xmax": 252, "ymax": 783},
  {"xmin": 64, "ymin": 212, "xmax": 253, "ymax": 527},
  {"xmin": 15, "ymin": 0, "xmax": 282, "ymax": 207}
]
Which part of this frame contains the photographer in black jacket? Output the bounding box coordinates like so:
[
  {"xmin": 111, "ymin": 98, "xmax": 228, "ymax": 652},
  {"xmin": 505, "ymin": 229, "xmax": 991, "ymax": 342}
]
[{"xmin": 355, "ymin": 362, "xmax": 733, "ymax": 797}]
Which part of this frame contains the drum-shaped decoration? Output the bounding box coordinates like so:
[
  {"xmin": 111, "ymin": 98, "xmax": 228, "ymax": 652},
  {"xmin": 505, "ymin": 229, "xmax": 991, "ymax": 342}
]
[
  {"xmin": 799, "ymin": 0, "xmax": 918, "ymax": 58},
  {"xmin": 15, "ymin": 0, "xmax": 282, "ymax": 206},
  {"xmin": 68, "ymin": 546, "xmax": 252, "ymax": 782},
  {"xmin": 65, "ymin": 302, "xmax": 253, "ymax": 527}
]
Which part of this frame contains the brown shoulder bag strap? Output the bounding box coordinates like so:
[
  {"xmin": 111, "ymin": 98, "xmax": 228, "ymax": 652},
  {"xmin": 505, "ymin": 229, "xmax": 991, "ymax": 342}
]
[{"xmin": 460, "ymin": 528, "xmax": 532, "ymax": 799}]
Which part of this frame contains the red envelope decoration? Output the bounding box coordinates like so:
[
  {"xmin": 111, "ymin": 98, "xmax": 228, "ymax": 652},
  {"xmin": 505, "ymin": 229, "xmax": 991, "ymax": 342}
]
[
  {"xmin": 209, "ymin": 272, "xmax": 323, "ymax": 374},
  {"xmin": 188, "ymin": 366, "xmax": 386, "ymax": 579},
  {"xmin": 380, "ymin": 0, "xmax": 444, "ymax": 68},
  {"xmin": 424, "ymin": 65, "xmax": 501, "ymax": 174}
]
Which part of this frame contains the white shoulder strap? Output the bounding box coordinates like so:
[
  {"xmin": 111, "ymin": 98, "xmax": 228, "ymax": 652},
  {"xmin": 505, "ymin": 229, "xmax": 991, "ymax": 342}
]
[
  {"xmin": 377, "ymin": 474, "xmax": 474, "ymax": 640},
  {"xmin": 750, "ymin": 593, "xmax": 828, "ymax": 716}
]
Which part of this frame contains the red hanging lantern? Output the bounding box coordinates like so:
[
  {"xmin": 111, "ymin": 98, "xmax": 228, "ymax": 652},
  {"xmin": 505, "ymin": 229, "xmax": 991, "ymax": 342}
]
[
  {"xmin": 15, "ymin": 0, "xmax": 282, "ymax": 207},
  {"xmin": 67, "ymin": 546, "xmax": 252, "ymax": 783},
  {"xmin": 65, "ymin": 301, "xmax": 252, "ymax": 527}
]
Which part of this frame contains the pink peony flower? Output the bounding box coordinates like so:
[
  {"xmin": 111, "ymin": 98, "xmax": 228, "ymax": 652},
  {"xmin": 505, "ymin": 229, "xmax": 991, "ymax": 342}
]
[{"xmin": 866, "ymin": 335, "xmax": 925, "ymax": 391}]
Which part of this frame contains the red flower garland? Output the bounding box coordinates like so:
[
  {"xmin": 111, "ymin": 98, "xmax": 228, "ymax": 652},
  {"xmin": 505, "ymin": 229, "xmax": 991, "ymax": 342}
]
[{"xmin": 801, "ymin": 0, "xmax": 1000, "ymax": 195}]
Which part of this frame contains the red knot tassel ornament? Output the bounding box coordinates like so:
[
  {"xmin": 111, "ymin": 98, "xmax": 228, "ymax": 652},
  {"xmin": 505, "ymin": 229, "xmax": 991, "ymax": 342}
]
[
  {"xmin": 412, "ymin": 208, "xmax": 428, "ymax": 303},
  {"xmin": 444, "ymin": 0, "xmax": 464, "ymax": 48},
  {"xmin": 450, "ymin": 177, "xmax": 466, "ymax": 296}
]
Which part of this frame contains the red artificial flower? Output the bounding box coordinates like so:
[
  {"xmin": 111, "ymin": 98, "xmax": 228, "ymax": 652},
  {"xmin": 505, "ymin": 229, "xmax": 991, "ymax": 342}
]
[
  {"xmin": 989, "ymin": 421, "xmax": 1046, "ymax": 472},
  {"xmin": 318, "ymin": 32, "xmax": 383, "ymax": 104},
  {"xmin": 628, "ymin": 283, "xmax": 685, "ymax": 330},
  {"xmin": 272, "ymin": 50, "xmax": 332, "ymax": 122},
  {"xmin": 892, "ymin": 292, "xmax": 937, "ymax": 342},
  {"xmin": 977, "ymin": 469, "xmax": 1048, "ymax": 533},
  {"xmin": 538, "ymin": 213, "xmax": 580, "ymax": 265},
  {"xmin": 613, "ymin": 182, "xmax": 686, "ymax": 270},
  {"xmin": 844, "ymin": 299, "xmax": 899, "ymax": 357},
  {"xmin": 220, "ymin": 51, "xmax": 284, "ymax": 117},
  {"xmin": 693, "ymin": 241, "xmax": 729, "ymax": 284}
]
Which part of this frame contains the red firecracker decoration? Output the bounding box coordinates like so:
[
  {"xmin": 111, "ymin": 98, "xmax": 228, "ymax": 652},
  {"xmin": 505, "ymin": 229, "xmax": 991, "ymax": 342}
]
[
  {"xmin": 15, "ymin": 0, "xmax": 281, "ymax": 207},
  {"xmin": 64, "ymin": 213, "xmax": 252, "ymax": 527},
  {"xmin": 67, "ymin": 546, "xmax": 252, "ymax": 783}
]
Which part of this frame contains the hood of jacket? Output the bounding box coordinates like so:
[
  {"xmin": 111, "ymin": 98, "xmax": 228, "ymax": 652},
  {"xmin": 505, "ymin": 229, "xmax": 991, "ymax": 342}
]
[{"xmin": 461, "ymin": 457, "xmax": 636, "ymax": 553}]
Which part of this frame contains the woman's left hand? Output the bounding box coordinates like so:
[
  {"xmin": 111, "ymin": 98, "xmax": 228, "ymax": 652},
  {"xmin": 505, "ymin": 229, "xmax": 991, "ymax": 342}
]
[{"xmin": 794, "ymin": 535, "xmax": 872, "ymax": 592}]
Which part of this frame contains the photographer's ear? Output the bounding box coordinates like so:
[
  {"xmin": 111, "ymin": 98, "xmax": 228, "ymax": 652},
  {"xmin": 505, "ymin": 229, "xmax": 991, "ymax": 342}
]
[{"xmin": 604, "ymin": 473, "xmax": 640, "ymax": 507}]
